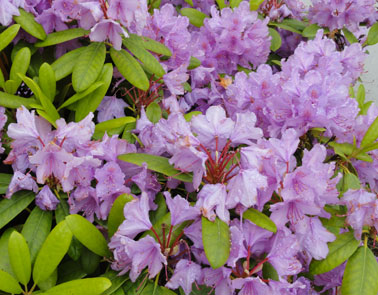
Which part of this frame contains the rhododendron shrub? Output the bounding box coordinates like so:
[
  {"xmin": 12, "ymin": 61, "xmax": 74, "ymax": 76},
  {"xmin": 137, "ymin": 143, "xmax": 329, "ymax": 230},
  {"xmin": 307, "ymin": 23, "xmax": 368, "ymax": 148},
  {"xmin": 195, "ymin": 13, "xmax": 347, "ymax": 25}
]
[{"xmin": 0, "ymin": 0, "xmax": 378, "ymax": 294}]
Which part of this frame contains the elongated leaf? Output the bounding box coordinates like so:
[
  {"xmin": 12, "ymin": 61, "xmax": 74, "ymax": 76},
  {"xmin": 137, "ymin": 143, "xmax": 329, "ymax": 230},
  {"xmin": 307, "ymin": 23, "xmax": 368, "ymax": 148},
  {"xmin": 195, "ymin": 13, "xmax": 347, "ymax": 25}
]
[
  {"xmin": 8, "ymin": 231, "xmax": 31, "ymax": 286},
  {"xmin": 72, "ymin": 42, "xmax": 106, "ymax": 92},
  {"xmin": 302, "ymin": 23, "xmax": 321, "ymax": 38},
  {"xmin": 0, "ymin": 68, "xmax": 4, "ymax": 89},
  {"xmin": 243, "ymin": 208, "xmax": 277, "ymax": 233},
  {"xmin": 0, "ymin": 228, "xmax": 16, "ymax": 276},
  {"xmin": 94, "ymin": 116, "xmax": 136, "ymax": 139},
  {"xmin": 75, "ymin": 63, "xmax": 113, "ymax": 121},
  {"xmin": 57, "ymin": 260, "xmax": 87, "ymax": 284},
  {"xmin": 110, "ymin": 47, "xmax": 149, "ymax": 91},
  {"xmin": 9, "ymin": 47, "xmax": 31, "ymax": 91},
  {"xmin": 21, "ymin": 207, "xmax": 52, "ymax": 263},
  {"xmin": 230, "ymin": 0, "xmax": 243, "ymax": 7},
  {"xmin": 51, "ymin": 47, "xmax": 86, "ymax": 81},
  {"xmin": 250, "ymin": 0, "xmax": 264, "ymax": 10},
  {"xmin": 123, "ymin": 39, "xmax": 166, "ymax": 77},
  {"xmin": 0, "ymin": 173, "xmax": 12, "ymax": 194},
  {"xmin": 367, "ymin": 22, "xmax": 378, "ymax": 46},
  {"xmin": 188, "ymin": 56, "xmax": 201, "ymax": 70},
  {"xmin": 38, "ymin": 268, "xmax": 57, "ymax": 291},
  {"xmin": 65, "ymin": 214, "xmax": 110, "ymax": 257},
  {"xmin": 0, "ymin": 24, "xmax": 21, "ymax": 52},
  {"xmin": 341, "ymin": 246, "xmax": 378, "ymax": 295},
  {"xmin": 141, "ymin": 283, "xmax": 176, "ymax": 295},
  {"xmin": 269, "ymin": 28, "xmax": 282, "ymax": 51},
  {"xmin": 262, "ymin": 261, "xmax": 279, "ymax": 281},
  {"xmin": 0, "ymin": 191, "xmax": 34, "ymax": 230},
  {"xmin": 216, "ymin": 0, "xmax": 226, "ymax": 9},
  {"xmin": 58, "ymin": 81, "xmax": 103, "ymax": 110},
  {"xmin": 101, "ymin": 270, "xmax": 129, "ymax": 295},
  {"xmin": 309, "ymin": 231, "xmax": 360, "ymax": 275},
  {"xmin": 0, "ymin": 269, "xmax": 22, "ymax": 294},
  {"xmin": 13, "ymin": 8, "xmax": 46, "ymax": 40},
  {"xmin": 108, "ymin": 194, "xmax": 134, "ymax": 238},
  {"xmin": 33, "ymin": 220, "xmax": 73, "ymax": 284},
  {"xmin": 118, "ymin": 153, "xmax": 193, "ymax": 183},
  {"xmin": 139, "ymin": 36, "xmax": 172, "ymax": 57},
  {"xmin": 35, "ymin": 28, "xmax": 89, "ymax": 47},
  {"xmin": 202, "ymin": 217, "xmax": 230, "ymax": 269},
  {"xmin": 146, "ymin": 101, "xmax": 162, "ymax": 123},
  {"xmin": 4, "ymin": 80, "xmax": 18, "ymax": 94},
  {"xmin": 342, "ymin": 27, "xmax": 358, "ymax": 44},
  {"xmin": 361, "ymin": 116, "xmax": 378, "ymax": 147},
  {"xmin": 39, "ymin": 63, "xmax": 56, "ymax": 102},
  {"xmin": 46, "ymin": 278, "xmax": 111, "ymax": 295},
  {"xmin": 180, "ymin": 8, "xmax": 208, "ymax": 27},
  {"xmin": 80, "ymin": 247, "xmax": 100, "ymax": 275}
]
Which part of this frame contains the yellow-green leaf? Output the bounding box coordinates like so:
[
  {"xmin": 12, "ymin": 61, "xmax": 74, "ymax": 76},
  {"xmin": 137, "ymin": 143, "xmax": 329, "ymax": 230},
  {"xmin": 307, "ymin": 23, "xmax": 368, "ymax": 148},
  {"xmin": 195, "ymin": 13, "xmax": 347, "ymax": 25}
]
[
  {"xmin": 35, "ymin": 28, "xmax": 89, "ymax": 47},
  {"xmin": 13, "ymin": 8, "xmax": 46, "ymax": 40}
]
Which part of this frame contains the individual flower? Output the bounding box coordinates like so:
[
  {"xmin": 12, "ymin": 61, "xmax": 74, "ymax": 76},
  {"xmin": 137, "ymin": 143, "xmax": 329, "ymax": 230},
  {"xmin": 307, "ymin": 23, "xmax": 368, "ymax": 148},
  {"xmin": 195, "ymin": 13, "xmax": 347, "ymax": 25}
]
[
  {"xmin": 163, "ymin": 191, "xmax": 200, "ymax": 226},
  {"xmin": 6, "ymin": 171, "xmax": 39, "ymax": 199},
  {"xmin": 97, "ymin": 96, "xmax": 128, "ymax": 123},
  {"xmin": 89, "ymin": 19, "xmax": 129, "ymax": 51},
  {"xmin": 35, "ymin": 185, "xmax": 60, "ymax": 210}
]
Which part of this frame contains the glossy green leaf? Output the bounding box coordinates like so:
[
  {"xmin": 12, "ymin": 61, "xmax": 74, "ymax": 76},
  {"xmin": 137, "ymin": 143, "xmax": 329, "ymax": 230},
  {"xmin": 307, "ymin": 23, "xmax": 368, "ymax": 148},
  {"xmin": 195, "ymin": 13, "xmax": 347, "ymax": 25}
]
[
  {"xmin": 0, "ymin": 228, "xmax": 16, "ymax": 276},
  {"xmin": 38, "ymin": 268, "xmax": 57, "ymax": 291},
  {"xmin": 58, "ymin": 81, "xmax": 103, "ymax": 110},
  {"xmin": 184, "ymin": 111, "xmax": 202, "ymax": 122},
  {"xmin": 184, "ymin": 0, "xmax": 194, "ymax": 5},
  {"xmin": 202, "ymin": 217, "xmax": 230, "ymax": 269},
  {"xmin": 0, "ymin": 173, "xmax": 12, "ymax": 194},
  {"xmin": 309, "ymin": 231, "xmax": 360, "ymax": 275},
  {"xmin": 281, "ymin": 18, "xmax": 307, "ymax": 31},
  {"xmin": 44, "ymin": 278, "xmax": 111, "ymax": 295},
  {"xmin": 249, "ymin": 0, "xmax": 264, "ymax": 10},
  {"xmin": 361, "ymin": 116, "xmax": 378, "ymax": 148},
  {"xmin": 342, "ymin": 27, "xmax": 358, "ymax": 44},
  {"xmin": 341, "ymin": 246, "xmax": 378, "ymax": 295},
  {"xmin": 94, "ymin": 116, "xmax": 136, "ymax": 138},
  {"xmin": 0, "ymin": 191, "xmax": 34, "ymax": 230},
  {"xmin": 216, "ymin": 0, "xmax": 227, "ymax": 9},
  {"xmin": 0, "ymin": 68, "xmax": 4, "ymax": 89},
  {"xmin": 4, "ymin": 80, "xmax": 18, "ymax": 95},
  {"xmin": 110, "ymin": 47, "xmax": 149, "ymax": 91},
  {"xmin": 9, "ymin": 47, "xmax": 31, "ymax": 91},
  {"xmin": 39, "ymin": 63, "xmax": 56, "ymax": 102},
  {"xmin": 0, "ymin": 269, "xmax": 22, "ymax": 294},
  {"xmin": 33, "ymin": 220, "xmax": 73, "ymax": 284},
  {"xmin": 141, "ymin": 283, "xmax": 176, "ymax": 295},
  {"xmin": 51, "ymin": 47, "xmax": 86, "ymax": 81},
  {"xmin": 80, "ymin": 247, "xmax": 101, "ymax": 275},
  {"xmin": 146, "ymin": 101, "xmax": 162, "ymax": 123},
  {"xmin": 243, "ymin": 208, "xmax": 277, "ymax": 233},
  {"xmin": 123, "ymin": 39, "xmax": 166, "ymax": 77},
  {"xmin": 8, "ymin": 231, "xmax": 31, "ymax": 286},
  {"xmin": 118, "ymin": 153, "xmax": 193, "ymax": 183},
  {"xmin": 180, "ymin": 8, "xmax": 208, "ymax": 27},
  {"xmin": 269, "ymin": 28, "xmax": 282, "ymax": 51},
  {"xmin": 13, "ymin": 8, "xmax": 46, "ymax": 40},
  {"xmin": 339, "ymin": 172, "xmax": 360, "ymax": 193},
  {"xmin": 108, "ymin": 194, "xmax": 134, "ymax": 238},
  {"xmin": 0, "ymin": 24, "xmax": 21, "ymax": 52},
  {"xmin": 57, "ymin": 260, "xmax": 87, "ymax": 284},
  {"xmin": 101, "ymin": 270, "xmax": 129, "ymax": 295},
  {"xmin": 35, "ymin": 28, "xmax": 89, "ymax": 47},
  {"xmin": 72, "ymin": 42, "xmax": 106, "ymax": 92},
  {"xmin": 357, "ymin": 84, "xmax": 366, "ymax": 107},
  {"xmin": 75, "ymin": 63, "xmax": 113, "ymax": 121},
  {"xmin": 230, "ymin": 0, "xmax": 243, "ymax": 7},
  {"xmin": 139, "ymin": 35, "xmax": 172, "ymax": 57},
  {"xmin": 21, "ymin": 207, "xmax": 52, "ymax": 263},
  {"xmin": 302, "ymin": 24, "xmax": 322, "ymax": 38},
  {"xmin": 65, "ymin": 214, "xmax": 110, "ymax": 257},
  {"xmin": 367, "ymin": 22, "xmax": 378, "ymax": 46},
  {"xmin": 188, "ymin": 56, "xmax": 201, "ymax": 70},
  {"xmin": 262, "ymin": 261, "xmax": 279, "ymax": 281}
]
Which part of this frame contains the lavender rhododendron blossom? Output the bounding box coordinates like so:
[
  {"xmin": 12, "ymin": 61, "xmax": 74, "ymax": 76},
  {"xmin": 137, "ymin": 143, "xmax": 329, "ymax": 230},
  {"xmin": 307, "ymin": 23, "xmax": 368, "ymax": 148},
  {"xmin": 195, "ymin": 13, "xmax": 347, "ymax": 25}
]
[{"xmin": 1, "ymin": 0, "xmax": 378, "ymax": 293}]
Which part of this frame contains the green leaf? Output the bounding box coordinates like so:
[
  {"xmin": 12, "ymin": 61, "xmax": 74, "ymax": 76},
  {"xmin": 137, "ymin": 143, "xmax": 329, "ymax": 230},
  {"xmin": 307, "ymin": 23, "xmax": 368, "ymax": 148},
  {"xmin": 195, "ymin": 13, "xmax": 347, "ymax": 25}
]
[
  {"xmin": 57, "ymin": 260, "xmax": 87, "ymax": 284},
  {"xmin": 0, "ymin": 191, "xmax": 34, "ymax": 230},
  {"xmin": 339, "ymin": 172, "xmax": 360, "ymax": 193},
  {"xmin": 188, "ymin": 57, "xmax": 201, "ymax": 70},
  {"xmin": 367, "ymin": 22, "xmax": 378, "ymax": 46},
  {"xmin": 9, "ymin": 47, "xmax": 31, "ymax": 92},
  {"xmin": 65, "ymin": 214, "xmax": 110, "ymax": 257},
  {"xmin": 13, "ymin": 8, "xmax": 46, "ymax": 40},
  {"xmin": 268, "ymin": 28, "xmax": 282, "ymax": 51},
  {"xmin": 216, "ymin": 0, "xmax": 227, "ymax": 9},
  {"xmin": 342, "ymin": 27, "xmax": 358, "ymax": 44},
  {"xmin": 230, "ymin": 0, "xmax": 243, "ymax": 7},
  {"xmin": 302, "ymin": 24, "xmax": 322, "ymax": 38},
  {"xmin": 249, "ymin": 0, "xmax": 264, "ymax": 10},
  {"xmin": 134, "ymin": 35, "xmax": 172, "ymax": 57},
  {"xmin": 33, "ymin": 220, "xmax": 73, "ymax": 284},
  {"xmin": 80, "ymin": 247, "xmax": 101, "ymax": 275},
  {"xmin": 202, "ymin": 217, "xmax": 230, "ymax": 269},
  {"xmin": 75, "ymin": 63, "xmax": 113, "ymax": 121},
  {"xmin": 357, "ymin": 84, "xmax": 366, "ymax": 107},
  {"xmin": 38, "ymin": 268, "xmax": 57, "ymax": 291},
  {"xmin": 8, "ymin": 231, "xmax": 31, "ymax": 286},
  {"xmin": 180, "ymin": 8, "xmax": 208, "ymax": 28},
  {"xmin": 123, "ymin": 39, "xmax": 166, "ymax": 77},
  {"xmin": 141, "ymin": 282, "xmax": 176, "ymax": 295},
  {"xmin": 108, "ymin": 194, "xmax": 134, "ymax": 238},
  {"xmin": 35, "ymin": 28, "xmax": 89, "ymax": 47},
  {"xmin": 21, "ymin": 207, "xmax": 52, "ymax": 264},
  {"xmin": 72, "ymin": 42, "xmax": 106, "ymax": 93},
  {"xmin": 361, "ymin": 116, "xmax": 378, "ymax": 148},
  {"xmin": 146, "ymin": 101, "xmax": 162, "ymax": 123},
  {"xmin": 0, "ymin": 228, "xmax": 16, "ymax": 276},
  {"xmin": 118, "ymin": 153, "xmax": 193, "ymax": 183},
  {"xmin": 243, "ymin": 208, "xmax": 277, "ymax": 233},
  {"xmin": 262, "ymin": 262, "xmax": 279, "ymax": 281},
  {"xmin": 58, "ymin": 81, "xmax": 103, "ymax": 110},
  {"xmin": 0, "ymin": 69, "xmax": 4, "ymax": 89},
  {"xmin": 309, "ymin": 231, "xmax": 360, "ymax": 275},
  {"xmin": 4, "ymin": 80, "xmax": 18, "ymax": 95},
  {"xmin": 51, "ymin": 47, "xmax": 86, "ymax": 81},
  {"xmin": 44, "ymin": 278, "xmax": 111, "ymax": 295},
  {"xmin": 341, "ymin": 246, "xmax": 378, "ymax": 295},
  {"xmin": 184, "ymin": 0, "xmax": 194, "ymax": 6},
  {"xmin": 281, "ymin": 19, "xmax": 307, "ymax": 31},
  {"xmin": 270, "ymin": 22, "xmax": 302, "ymax": 34},
  {"xmin": 0, "ymin": 269, "xmax": 22, "ymax": 294},
  {"xmin": 101, "ymin": 270, "xmax": 129, "ymax": 295},
  {"xmin": 0, "ymin": 173, "xmax": 12, "ymax": 194},
  {"xmin": 184, "ymin": 111, "xmax": 202, "ymax": 122},
  {"xmin": 0, "ymin": 24, "xmax": 21, "ymax": 52},
  {"xmin": 94, "ymin": 116, "xmax": 136, "ymax": 139},
  {"xmin": 110, "ymin": 47, "xmax": 149, "ymax": 91},
  {"xmin": 39, "ymin": 63, "xmax": 56, "ymax": 102}
]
